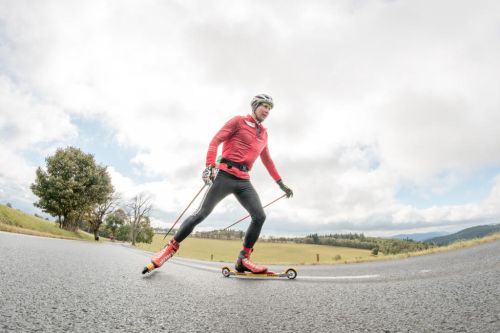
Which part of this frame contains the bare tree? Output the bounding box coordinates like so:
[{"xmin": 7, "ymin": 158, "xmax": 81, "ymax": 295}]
[
  {"xmin": 86, "ymin": 193, "xmax": 121, "ymax": 241},
  {"xmin": 126, "ymin": 193, "xmax": 153, "ymax": 245}
]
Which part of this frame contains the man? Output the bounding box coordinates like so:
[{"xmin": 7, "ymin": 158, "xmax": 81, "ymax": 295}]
[{"xmin": 150, "ymin": 94, "xmax": 293, "ymax": 273}]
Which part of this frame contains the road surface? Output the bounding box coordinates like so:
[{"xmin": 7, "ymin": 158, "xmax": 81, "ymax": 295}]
[{"xmin": 0, "ymin": 231, "xmax": 499, "ymax": 332}]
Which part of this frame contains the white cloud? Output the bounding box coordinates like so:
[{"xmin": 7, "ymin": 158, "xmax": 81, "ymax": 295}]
[
  {"xmin": 374, "ymin": 92, "xmax": 500, "ymax": 182},
  {"xmin": 0, "ymin": 76, "xmax": 76, "ymax": 203}
]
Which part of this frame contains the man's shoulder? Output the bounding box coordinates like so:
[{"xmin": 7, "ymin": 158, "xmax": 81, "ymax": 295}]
[
  {"xmin": 226, "ymin": 115, "xmax": 246, "ymax": 122},
  {"xmin": 227, "ymin": 115, "xmax": 250, "ymax": 126},
  {"xmin": 222, "ymin": 115, "xmax": 244, "ymax": 129}
]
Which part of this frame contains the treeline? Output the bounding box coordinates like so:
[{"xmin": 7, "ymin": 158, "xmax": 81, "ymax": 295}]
[
  {"xmin": 190, "ymin": 230, "xmax": 435, "ymax": 255},
  {"xmin": 296, "ymin": 233, "xmax": 435, "ymax": 255},
  {"xmin": 192, "ymin": 229, "xmax": 245, "ymax": 240},
  {"xmin": 296, "ymin": 233, "xmax": 375, "ymax": 250}
]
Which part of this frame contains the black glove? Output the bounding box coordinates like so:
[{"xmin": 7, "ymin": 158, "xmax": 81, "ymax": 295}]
[
  {"xmin": 202, "ymin": 165, "xmax": 217, "ymax": 185},
  {"xmin": 277, "ymin": 180, "xmax": 293, "ymax": 198}
]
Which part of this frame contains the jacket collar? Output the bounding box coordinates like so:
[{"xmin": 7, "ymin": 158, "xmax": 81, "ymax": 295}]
[{"xmin": 245, "ymin": 114, "xmax": 265, "ymax": 128}]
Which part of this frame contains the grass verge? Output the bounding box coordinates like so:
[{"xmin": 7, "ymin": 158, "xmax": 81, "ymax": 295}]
[{"xmin": 0, "ymin": 204, "xmax": 94, "ymax": 241}]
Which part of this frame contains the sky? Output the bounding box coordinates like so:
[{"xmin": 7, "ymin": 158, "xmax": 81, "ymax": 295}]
[{"xmin": 1, "ymin": 0, "xmax": 500, "ymax": 237}]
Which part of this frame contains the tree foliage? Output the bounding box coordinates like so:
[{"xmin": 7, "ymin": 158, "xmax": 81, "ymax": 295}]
[
  {"xmin": 99, "ymin": 205, "xmax": 154, "ymax": 244},
  {"xmin": 136, "ymin": 217, "xmax": 154, "ymax": 244},
  {"xmin": 104, "ymin": 208, "xmax": 127, "ymax": 240},
  {"xmin": 115, "ymin": 224, "xmax": 131, "ymax": 241},
  {"xmin": 31, "ymin": 147, "xmax": 114, "ymax": 231}
]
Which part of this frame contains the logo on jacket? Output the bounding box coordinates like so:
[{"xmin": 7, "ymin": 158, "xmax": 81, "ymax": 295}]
[{"xmin": 244, "ymin": 120, "xmax": 255, "ymax": 128}]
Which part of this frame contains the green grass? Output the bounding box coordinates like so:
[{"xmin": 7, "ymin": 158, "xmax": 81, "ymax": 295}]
[
  {"xmin": 136, "ymin": 234, "xmax": 373, "ymax": 264},
  {"xmin": 0, "ymin": 204, "xmax": 94, "ymax": 241}
]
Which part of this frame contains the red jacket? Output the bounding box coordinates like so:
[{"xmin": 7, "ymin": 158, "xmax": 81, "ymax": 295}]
[{"xmin": 206, "ymin": 114, "xmax": 281, "ymax": 181}]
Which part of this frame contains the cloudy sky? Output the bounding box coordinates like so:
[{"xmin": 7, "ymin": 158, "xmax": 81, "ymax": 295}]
[{"xmin": 1, "ymin": 0, "xmax": 499, "ymax": 237}]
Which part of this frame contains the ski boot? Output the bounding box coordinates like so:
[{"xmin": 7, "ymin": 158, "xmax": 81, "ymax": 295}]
[
  {"xmin": 235, "ymin": 247, "xmax": 267, "ymax": 273},
  {"xmin": 142, "ymin": 239, "xmax": 180, "ymax": 274}
]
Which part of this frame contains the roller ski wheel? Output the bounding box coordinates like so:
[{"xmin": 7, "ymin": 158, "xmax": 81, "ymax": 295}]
[
  {"xmin": 222, "ymin": 266, "xmax": 231, "ymax": 278},
  {"xmin": 285, "ymin": 268, "xmax": 297, "ymax": 280},
  {"xmin": 142, "ymin": 263, "xmax": 156, "ymax": 274},
  {"xmin": 221, "ymin": 266, "xmax": 297, "ymax": 280}
]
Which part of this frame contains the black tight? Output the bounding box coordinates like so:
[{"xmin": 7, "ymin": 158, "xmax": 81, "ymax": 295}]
[{"xmin": 174, "ymin": 170, "xmax": 266, "ymax": 248}]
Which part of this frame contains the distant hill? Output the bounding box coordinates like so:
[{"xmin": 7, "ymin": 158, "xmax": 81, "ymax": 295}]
[
  {"xmin": 425, "ymin": 224, "xmax": 500, "ymax": 245},
  {"xmin": 390, "ymin": 232, "xmax": 449, "ymax": 242}
]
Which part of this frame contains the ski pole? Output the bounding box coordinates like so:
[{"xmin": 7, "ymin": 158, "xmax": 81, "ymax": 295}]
[
  {"xmin": 223, "ymin": 194, "xmax": 287, "ymax": 230},
  {"xmin": 163, "ymin": 184, "xmax": 209, "ymax": 240}
]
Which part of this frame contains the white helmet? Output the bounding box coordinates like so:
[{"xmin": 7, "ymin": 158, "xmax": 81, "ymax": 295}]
[{"xmin": 251, "ymin": 94, "xmax": 274, "ymax": 111}]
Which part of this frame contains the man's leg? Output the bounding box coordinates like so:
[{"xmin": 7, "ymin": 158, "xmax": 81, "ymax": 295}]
[
  {"xmin": 174, "ymin": 175, "xmax": 231, "ymax": 242},
  {"xmin": 233, "ymin": 181, "xmax": 267, "ymax": 273},
  {"xmin": 151, "ymin": 172, "xmax": 232, "ymax": 268}
]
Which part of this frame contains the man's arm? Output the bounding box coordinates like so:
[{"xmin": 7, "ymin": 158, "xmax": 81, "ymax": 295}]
[
  {"xmin": 261, "ymin": 145, "xmax": 293, "ymax": 198},
  {"xmin": 260, "ymin": 145, "xmax": 281, "ymax": 181}
]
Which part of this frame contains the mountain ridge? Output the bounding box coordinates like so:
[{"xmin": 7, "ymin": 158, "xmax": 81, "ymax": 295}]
[
  {"xmin": 425, "ymin": 224, "xmax": 500, "ymax": 245},
  {"xmin": 390, "ymin": 231, "xmax": 449, "ymax": 242}
]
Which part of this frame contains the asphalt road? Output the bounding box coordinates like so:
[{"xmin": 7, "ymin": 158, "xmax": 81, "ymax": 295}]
[{"xmin": 0, "ymin": 231, "xmax": 499, "ymax": 332}]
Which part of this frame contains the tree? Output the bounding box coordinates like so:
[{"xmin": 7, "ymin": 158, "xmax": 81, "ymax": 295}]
[
  {"xmin": 85, "ymin": 193, "xmax": 120, "ymax": 241},
  {"xmin": 311, "ymin": 233, "xmax": 320, "ymax": 244},
  {"xmin": 116, "ymin": 224, "xmax": 131, "ymax": 241},
  {"xmin": 6, "ymin": 203, "xmax": 12, "ymax": 208},
  {"xmin": 31, "ymin": 147, "xmax": 114, "ymax": 231},
  {"xmin": 136, "ymin": 216, "xmax": 154, "ymax": 244},
  {"xmin": 126, "ymin": 193, "xmax": 153, "ymax": 245},
  {"xmin": 105, "ymin": 208, "xmax": 127, "ymax": 240}
]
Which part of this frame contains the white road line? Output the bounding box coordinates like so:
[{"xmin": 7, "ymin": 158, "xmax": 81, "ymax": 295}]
[
  {"xmin": 419, "ymin": 269, "xmax": 431, "ymax": 273},
  {"xmin": 298, "ymin": 274, "xmax": 380, "ymax": 280},
  {"xmin": 171, "ymin": 260, "xmax": 220, "ymax": 272}
]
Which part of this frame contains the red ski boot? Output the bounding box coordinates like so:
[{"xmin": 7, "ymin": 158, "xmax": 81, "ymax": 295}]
[
  {"xmin": 235, "ymin": 248, "xmax": 267, "ymax": 273},
  {"xmin": 151, "ymin": 239, "xmax": 180, "ymax": 268}
]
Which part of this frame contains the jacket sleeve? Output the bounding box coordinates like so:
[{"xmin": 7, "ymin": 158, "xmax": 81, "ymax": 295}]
[
  {"xmin": 260, "ymin": 145, "xmax": 281, "ymax": 181},
  {"xmin": 206, "ymin": 116, "xmax": 240, "ymax": 166}
]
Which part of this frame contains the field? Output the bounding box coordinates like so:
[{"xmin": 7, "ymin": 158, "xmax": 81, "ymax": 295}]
[
  {"xmin": 0, "ymin": 204, "xmax": 94, "ymax": 241},
  {"xmin": 137, "ymin": 232, "xmax": 500, "ymax": 265},
  {"xmin": 136, "ymin": 234, "xmax": 373, "ymax": 264}
]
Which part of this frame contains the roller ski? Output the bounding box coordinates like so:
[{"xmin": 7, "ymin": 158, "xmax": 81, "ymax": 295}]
[
  {"xmin": 221, "ymin": 248, "xmax": 297, "ymax": 279},
  {"xmin": 221, "ymin": 266, "xmax": 297, "ymax": 279},
  {"xmin": 141, "ymin": 239, "xmax": 179, "ymax": 274}
]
